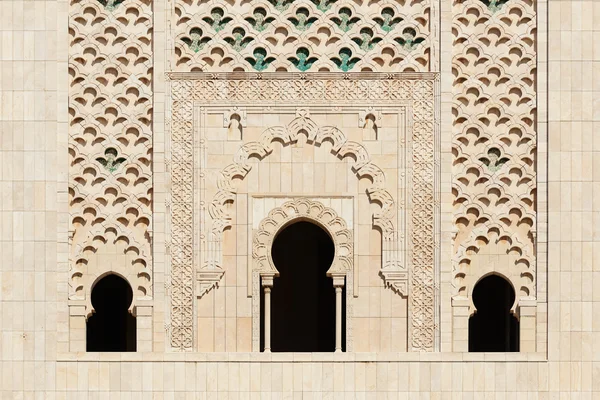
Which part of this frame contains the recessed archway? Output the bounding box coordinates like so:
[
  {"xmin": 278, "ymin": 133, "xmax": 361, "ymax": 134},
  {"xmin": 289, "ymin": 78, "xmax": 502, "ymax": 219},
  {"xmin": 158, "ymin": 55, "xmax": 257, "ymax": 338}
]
[
  {"xmin": 87, "ymin": 274, "xmax": 136, "ymax": 352},
  {"xmin": 261, "ymin": 220, "xmax": 345, "ymax": 352},
  {"xmin": 469, "ymin": 274, "xmax": 519, "ymax": 352}
]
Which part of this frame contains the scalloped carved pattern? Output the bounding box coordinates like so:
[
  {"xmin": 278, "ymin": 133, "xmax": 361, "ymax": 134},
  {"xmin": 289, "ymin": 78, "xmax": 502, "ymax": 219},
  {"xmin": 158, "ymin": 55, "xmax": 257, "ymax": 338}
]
[
  {"xmin": 71, "ymin": 224, "xmax": 152, "ymax": 301},
  {"xmin": 171, "ymin": 0, "xmax": 432, "ymax": 72},
  {"xmin": 203, "ymin": 113, "xmax": 399, "ymax": 301},
  {"xmin": 69, "ymin": 0, "xmax": 153, "ymax": 301},
  {"xmin": 253, "ymin": 198, "xmax": 353, "ymax": 276},
  {"xmin": 453, "ymin": 224, "xmax": 535, "ymax": 301},
  {"xmin": 452, "ymin": 0, "xmax": 536, "ymax": 297}
]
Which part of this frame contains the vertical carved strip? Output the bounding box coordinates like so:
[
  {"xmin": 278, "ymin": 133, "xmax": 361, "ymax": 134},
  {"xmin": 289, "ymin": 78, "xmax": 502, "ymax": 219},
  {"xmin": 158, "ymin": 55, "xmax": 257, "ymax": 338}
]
[
  {"xmin": 410, "ymin": 78, "xmax": 438, "ymax": 351},
  {"xmin": 68, "ymin": 0, "xmax": 153, "ymax": 300},
  {"xmin": 168, "ymin": 81, "xmax": 195, "ymax": 349},
  {"xmin": 451, "ymin": 2, "xmax": 537, "ymax": 299}
]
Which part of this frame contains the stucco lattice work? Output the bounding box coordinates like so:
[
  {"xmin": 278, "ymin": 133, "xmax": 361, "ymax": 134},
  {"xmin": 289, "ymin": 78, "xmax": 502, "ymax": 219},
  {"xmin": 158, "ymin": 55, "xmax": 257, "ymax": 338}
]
[
  {"xmin": 451, "ymin": 0, "xmax": 538, "ymax": 349},
  {"xmin": 68, "ymin": 0, "xmax": 153, "ymax": 304},
  {"xmin": 171, "ymin": 0, "xmax": 433, "ymax": 72},
  {"xmin": 167, "ymin": 73, "xmax": 439, "ymax": 351}
]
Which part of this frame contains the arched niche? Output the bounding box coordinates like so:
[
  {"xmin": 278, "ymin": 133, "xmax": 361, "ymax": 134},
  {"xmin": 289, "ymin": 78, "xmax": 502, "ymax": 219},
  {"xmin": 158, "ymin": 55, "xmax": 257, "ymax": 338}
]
[
  {"xmin": 261, "ymin": 220, "xmax": 344, "ymax": 352},
  {"xmin": 252, "ymin": 198, "xmax": 353, "ymax": 352},
  {"xmin": 86, "ymin": 274, "xmax": 136, "ymax": 352},
  {"xmin": 451, "ymin": 226, "xmax": 536, "ymax": 352},
  {"xmin": 468, "ymin": 274, "xmax": 519, "ymax": 352}
]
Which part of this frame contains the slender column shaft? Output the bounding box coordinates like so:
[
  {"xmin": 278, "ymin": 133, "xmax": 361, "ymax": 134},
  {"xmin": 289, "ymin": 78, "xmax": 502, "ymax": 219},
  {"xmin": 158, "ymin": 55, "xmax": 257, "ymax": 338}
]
[
  {"xmin": 263, "ymin": 286, "xmax": 272, "ymax": 353},
  {"xmin": 335, "ymin": 286, "xmax": 342, "ymax": 353}
]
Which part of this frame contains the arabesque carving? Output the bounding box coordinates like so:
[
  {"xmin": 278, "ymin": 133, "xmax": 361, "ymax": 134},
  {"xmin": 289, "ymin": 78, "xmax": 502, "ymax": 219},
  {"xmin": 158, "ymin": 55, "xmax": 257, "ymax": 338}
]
[
  {"xmin": 167, "ymin": 73, "xmax": 438, "ymax": 351},
  {"xmin": 171, "ymin": 0, "xmax": 432, "ymax": 72},
  {"xmin": 69, "ymin": 0, "xmax": 153, "ymax": 303},
  {"xmin": 452, "ymin": 0, "xmax": 537, "ymax": 299}
]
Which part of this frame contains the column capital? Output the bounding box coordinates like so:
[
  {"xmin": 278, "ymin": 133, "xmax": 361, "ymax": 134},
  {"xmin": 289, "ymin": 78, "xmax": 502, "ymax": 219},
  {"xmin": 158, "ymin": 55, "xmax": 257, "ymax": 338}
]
[
  {"xmin": 330, "ymin": 273, "xmax": 346, "ymax": 288},
  {"xmin": 261, "ymin": 273, "xmax": 275, "ymax": 288}
]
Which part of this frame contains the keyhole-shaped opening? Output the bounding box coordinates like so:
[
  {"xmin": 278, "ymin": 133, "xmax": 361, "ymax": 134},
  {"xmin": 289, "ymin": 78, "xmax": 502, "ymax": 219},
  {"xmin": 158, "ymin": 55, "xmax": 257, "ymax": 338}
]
[
  {"xmin": 227, "ymin": 114, "xmax": 243, "ymax": 141},
  {"xmin": 363, "ymin": 114, "xmax": 378, "ymax": 141},
  {"xmin": 261, "ymin": 221, "xmax": 344, "ymax": 352},
  {"xmin": 87, "ymin": 274, "xmax": 136, "ymax": 352},
  {"xmin": 469, "ymin": 274, "xmax": 519, "ymax": 352}
]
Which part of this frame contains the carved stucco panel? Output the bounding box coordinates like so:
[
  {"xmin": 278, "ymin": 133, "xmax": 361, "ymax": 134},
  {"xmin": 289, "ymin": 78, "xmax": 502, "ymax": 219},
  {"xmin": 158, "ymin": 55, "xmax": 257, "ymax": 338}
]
[
  {"xmin": 167, "ymin": 73, "xmax": 439, "ymax": 351},
  {"xmin": 68, "ymin": 0, "xmax": 154, "ymax": 310},
  {"xmin": 170, "ymin": 0, "xmax": 435, "ymax": 73},
  {"xmin": 451, "ymin": 1, "xmax": 537, "ymax": 302}
]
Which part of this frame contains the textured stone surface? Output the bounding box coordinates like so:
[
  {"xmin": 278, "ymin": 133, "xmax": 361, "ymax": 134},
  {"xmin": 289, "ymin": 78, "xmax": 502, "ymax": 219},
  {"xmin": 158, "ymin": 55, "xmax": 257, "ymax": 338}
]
[{"xmin": 165, "ymin": 73, "xmax": 437, "ymax": 352}]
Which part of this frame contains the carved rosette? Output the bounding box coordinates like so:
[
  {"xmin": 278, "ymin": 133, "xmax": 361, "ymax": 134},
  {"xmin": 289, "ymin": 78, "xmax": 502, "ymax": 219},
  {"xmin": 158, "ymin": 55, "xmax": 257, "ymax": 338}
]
[{"xmin": 168, "ymin": 73, "xmax": 438, "ymax": 351}]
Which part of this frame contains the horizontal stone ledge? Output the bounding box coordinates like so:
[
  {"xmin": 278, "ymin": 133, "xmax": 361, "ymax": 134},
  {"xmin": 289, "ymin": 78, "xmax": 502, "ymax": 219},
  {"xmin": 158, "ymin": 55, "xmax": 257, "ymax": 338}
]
[{"xmin": 56, "ymin": 352, "xmax": 547, "ymax": 363}]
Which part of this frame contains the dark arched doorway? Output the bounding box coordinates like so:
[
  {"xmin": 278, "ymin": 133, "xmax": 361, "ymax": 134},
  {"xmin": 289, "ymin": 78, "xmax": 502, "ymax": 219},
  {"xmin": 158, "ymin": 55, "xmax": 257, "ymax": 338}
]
[
  {"xmin": 469, "ymin": 274, "xmax": 519, "ymax": 352},
  {"xmin": 261, "ymin": 220, "xmax": 344, "ymax": 352},
  {"xmin": 87, "ymin": 274, "xmax": 136, "ymax": 352}
]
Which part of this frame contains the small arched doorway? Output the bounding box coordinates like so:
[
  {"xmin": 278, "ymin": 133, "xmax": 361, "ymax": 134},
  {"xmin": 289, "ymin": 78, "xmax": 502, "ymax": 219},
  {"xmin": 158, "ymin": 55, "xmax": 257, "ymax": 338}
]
[
  {"xmin": 469, "ymin": 274, "xmax": 519, "ymax": 352},
  {"xmin": 87, "ymin": 274, "xmax": 136, "ymax": 352},
  {"xmin": 261, "ymin": 220, "xmax": 344, "ymax": 352}
]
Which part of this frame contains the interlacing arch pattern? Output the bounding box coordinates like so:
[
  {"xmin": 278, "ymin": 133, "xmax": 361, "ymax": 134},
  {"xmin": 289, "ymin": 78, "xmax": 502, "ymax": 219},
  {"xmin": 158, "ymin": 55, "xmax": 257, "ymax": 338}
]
[
  {"xmin": 454, "ymin": 224, "xmax": 535, "ymax": 300},
  {"xmin": 172, "ymin": 0, "xmax": 431, "ymax": 72},
  {"xmin": 452, "ymin": 0, "xmax": 536, "ymax": 298},
  {"xmin": 253, "ymin": 198, "xmax": 353, "ymax": 276},
  {"xmin": 71, "ymin": 224, "xmax": 152, "ymax": 301},
  {"xmin": 204, "ymin": 112, "xmax": 399, "ymax": 297},
  {"xmin": 69, "ymin": 0, "xmax": 153, "ymax": 299}
]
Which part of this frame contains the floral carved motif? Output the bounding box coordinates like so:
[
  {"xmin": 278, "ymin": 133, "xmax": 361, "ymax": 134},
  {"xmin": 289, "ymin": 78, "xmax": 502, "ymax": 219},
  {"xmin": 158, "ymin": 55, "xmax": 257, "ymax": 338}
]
[
  {"xmin": 68, "ymin": 0, "xmax": 153, "ymax": 303},
  {"xmin": 167, "ymin": 73, "xmax": 438, "ymax": 351},
  {"xmin": 171, "ymin": 0, "xmax": 433, "ymax": 72},
  {"xmin": 452, "ymin": 0, "xmax": 537, "ymax": 300}
]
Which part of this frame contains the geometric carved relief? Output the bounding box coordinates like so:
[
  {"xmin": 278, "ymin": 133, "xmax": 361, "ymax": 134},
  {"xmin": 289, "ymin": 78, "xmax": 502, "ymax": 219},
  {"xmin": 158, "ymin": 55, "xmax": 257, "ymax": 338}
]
[
  {"xmin": 68, "ymin": 0, "xmax": 153, "ymax": 306},
  {"xmin": 452, "ymin": 0, "xmax": 537, "ymax": 302},
  {"xmin": 167, "ymin": 72, "xmax": 439, "ymax": 351},
  {"xmin": 171, "ymin": 0, "xmax": 433, "ymax": 72},
  {"xmin": 206, "ymin": 110, "xmax": 399, "ymax": 298}
]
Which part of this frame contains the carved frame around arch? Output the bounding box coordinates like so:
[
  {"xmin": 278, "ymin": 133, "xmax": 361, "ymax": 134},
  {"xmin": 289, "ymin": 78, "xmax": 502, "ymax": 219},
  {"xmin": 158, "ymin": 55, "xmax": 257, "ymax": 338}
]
[
  {"xmin": 251, "ymin": 198, "xmax": 354, "ymax": 351},
  {"xmin": 166, "ymin": 72, "xmax": 439, "ymax": 352},
  {"xmin": 451, "ymin": 224, "xmax": 537, "ymax": 352},
  {"xmin": 253, "ymin": 198, "xmax": 353, "ymax": 277}
]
